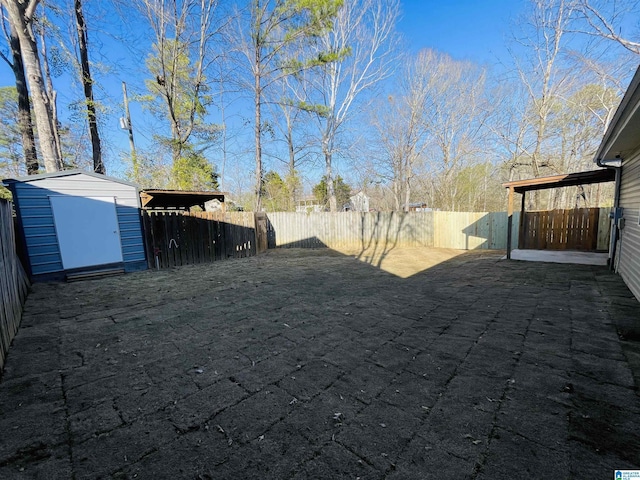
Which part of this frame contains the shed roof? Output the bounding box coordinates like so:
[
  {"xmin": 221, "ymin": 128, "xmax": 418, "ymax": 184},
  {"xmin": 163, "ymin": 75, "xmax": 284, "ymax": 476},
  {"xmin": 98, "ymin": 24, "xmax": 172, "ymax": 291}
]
[
  {"xmin": 140, "ymin": 189, "xmax": 226, "ymax": 209},
  {"xmin": 502, "ymin": 169, "xmax": 615, "ymax": 194},
  {"xmin": 2, "ymin": 169, "xmax": 139, "ymax": 188}
]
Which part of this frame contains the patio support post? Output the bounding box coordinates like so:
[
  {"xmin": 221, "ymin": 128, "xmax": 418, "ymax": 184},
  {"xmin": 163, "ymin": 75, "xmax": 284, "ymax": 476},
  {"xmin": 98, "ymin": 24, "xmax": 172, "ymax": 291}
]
[
  {"xmin": 507, "ymin": 186, "xmax": 514, "ymax": 259},
  {"xmin": 518, "ymin": 191, "xmax": 526, "ymax": 249}
]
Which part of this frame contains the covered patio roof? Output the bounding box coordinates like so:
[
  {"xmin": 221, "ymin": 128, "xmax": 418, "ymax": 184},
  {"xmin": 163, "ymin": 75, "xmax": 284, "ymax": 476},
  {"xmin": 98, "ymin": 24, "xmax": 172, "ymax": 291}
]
[
  {"xmin": 140, "ymin": 189, "xmax": 226, "ymax": 210},
  {"xmin": 501, "ymin": 168, "xmax": 616, "ymax": 260},
  {"xmin": 502, "ymin": 168, "xmax": 615, "ymax": 194}
]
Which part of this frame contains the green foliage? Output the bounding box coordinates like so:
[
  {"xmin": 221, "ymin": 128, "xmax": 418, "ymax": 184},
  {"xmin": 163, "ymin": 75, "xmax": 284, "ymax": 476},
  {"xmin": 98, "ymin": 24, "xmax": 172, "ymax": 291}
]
[
  {"xmin": 171, "ymin": 150, "xmax": 220, "ymax": 191},
  {"xmin": 306, "ymin": 46, "xmax": 351, "ymax": 68},
  {"xmin": 262, "ymin": 171, "xmax": 290, "ymax": 211},
  {"xmin": 0, "ymin": 87, "xmax": 26, "ymax": 178},
  {"xmin": 281, "ymin": 0, "xmax": 343, "ymax": 41},
  {"xmin": 143, "ymin": 38, "xmax": 218, "ymax": 142},
  {"xmin": 261, "ymin": 170, "xmax": 303, "ymax": 211},
  {"xmin": 313, "ymin": 175, "xmax": 350, "ymax": 209},
  {"xmin": 296, "ymin": 101, "xmax": 330, "ymax": 117},
  {"xmin": 0, "ymin": 186, "xmax": 12, "ymax": 201},
  {"xmin": 143, "ymin": 39, "xmax": 221, "ymax": 189},
  {"xmin": 145, "ymin": 39, "xmax": 210, "ymax": 125},
  {"xmin": 123, "ymin": 147, "xmax": 171, "ymax": 189}
]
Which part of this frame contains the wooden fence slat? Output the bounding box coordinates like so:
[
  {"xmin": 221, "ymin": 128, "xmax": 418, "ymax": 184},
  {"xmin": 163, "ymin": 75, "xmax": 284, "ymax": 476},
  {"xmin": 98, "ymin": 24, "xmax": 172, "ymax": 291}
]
[
  {"xmin": 520, "ymin": 208, "xmax": 605, "ymax": 252},
  {"xmin": 0, "ymin": 199, "xmax": 30, "ymax": 373},
  {"xmin": 265, "ymin": 209, "xmax": 607, "ymax": 253},
  {"xmin": 141, "ymin": 208, "xmax": 610, "ymax": 270},
  {"xmin": 140, "ymin": 210, "xmax": 260, "ymax": 269}
]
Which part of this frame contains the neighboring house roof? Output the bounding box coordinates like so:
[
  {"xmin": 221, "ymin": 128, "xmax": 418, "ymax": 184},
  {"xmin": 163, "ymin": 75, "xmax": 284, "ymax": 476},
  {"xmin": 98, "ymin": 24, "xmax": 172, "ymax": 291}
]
[
  {"xmin": 406, "ymin": 202, "xmax": 428, "ymax": 208},
  {"xmin": 296, "ymin": 196, "xmax": 321, "ymax": 204},
  {"xmin": 594, "ymin": 65, "xmax": 640, "ymax": 164},
  {"xmin": 2, "ymin": 169, "xmax": 139, "ymax": 188}
]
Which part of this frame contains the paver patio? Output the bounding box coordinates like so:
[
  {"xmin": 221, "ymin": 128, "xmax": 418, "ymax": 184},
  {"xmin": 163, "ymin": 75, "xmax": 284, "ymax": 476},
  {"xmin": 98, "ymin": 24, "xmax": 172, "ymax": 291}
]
[{"xmin": 1, "ymin": 248, "xmax": 639, "ymax": 479}]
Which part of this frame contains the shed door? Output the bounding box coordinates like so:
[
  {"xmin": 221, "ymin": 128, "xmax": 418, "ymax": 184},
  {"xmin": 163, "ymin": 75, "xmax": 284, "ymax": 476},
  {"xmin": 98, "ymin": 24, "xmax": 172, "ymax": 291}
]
[{"xmin": 50, "ymin": 196, "xmax": 123, "ymax": 269}]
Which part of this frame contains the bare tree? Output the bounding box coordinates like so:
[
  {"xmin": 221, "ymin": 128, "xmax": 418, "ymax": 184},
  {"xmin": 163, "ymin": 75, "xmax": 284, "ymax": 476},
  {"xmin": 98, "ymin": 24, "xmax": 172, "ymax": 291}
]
[
  {"xmin": 415, "ymin": 51, "xmax": 489, "ymax": 211},
  {"xmin": 136, "ymin": 0, "xmax": 224, "ymax": 189},
  {"xmin": 0, "ymin": 5, "xmax": 38, "ymax": 174},
  {"xmin": 233, "ymin": 0, "xmax": 342, "ymax": 211},
  {"xmin": 1, "ymin": 0, "xmax": 62, "ymax": 172},
  {"xmin": 264, "ymin": 73, "xmax": 316, "ymax": 209},
  {"xmin": 305, "ymin": 0, "xmax": 400, "ymax": 211},
  {"xmin": 516, "ymin": 0, "xmax": 576, "ymax": 179},
  {"xmin": 501, "ymin": 0, "xmax": 631, "ymax": 209},
  {"xmin": 37, "ymin": 7, "xmax": 64, "ymax": 165},
  {"xmin": 573, "ymin": 0, "xmax": 640, "ymax": 54},
  {"xmin": 370, "ymin": 51, "xmax": 430, "ymax": 212}
]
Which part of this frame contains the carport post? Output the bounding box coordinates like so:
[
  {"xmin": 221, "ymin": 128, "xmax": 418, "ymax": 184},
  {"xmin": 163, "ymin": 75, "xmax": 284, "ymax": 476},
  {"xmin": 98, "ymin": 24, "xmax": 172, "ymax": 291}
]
[
  {"xmin": 507, "ymin": 186, "xmax": 514, "ymax": 259},
  {"xmin": 519, "ymin": 191, "xmax": 526, "ymax": 249}
]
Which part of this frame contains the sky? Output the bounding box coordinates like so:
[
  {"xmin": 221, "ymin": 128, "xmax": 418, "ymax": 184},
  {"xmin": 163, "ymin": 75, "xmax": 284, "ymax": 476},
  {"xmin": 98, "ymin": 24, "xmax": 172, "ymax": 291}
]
[
  {"xmin": 397, "ymin": 0, "xmax": 526, "ymax": 64},
  {"xmin": 0, "ymin": 0, "xmax": 530, "ymax": 186}
]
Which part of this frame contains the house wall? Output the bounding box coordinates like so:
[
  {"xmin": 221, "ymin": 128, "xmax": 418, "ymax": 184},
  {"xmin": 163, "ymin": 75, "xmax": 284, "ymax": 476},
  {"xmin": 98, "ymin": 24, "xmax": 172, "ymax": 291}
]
[
  {"xmin": 12, "ymin": 173, "xmax": 146, "ymax": 278},
  {"xmin": 617, "ymin": 148, "xmax": 640, "ymax": 300}
]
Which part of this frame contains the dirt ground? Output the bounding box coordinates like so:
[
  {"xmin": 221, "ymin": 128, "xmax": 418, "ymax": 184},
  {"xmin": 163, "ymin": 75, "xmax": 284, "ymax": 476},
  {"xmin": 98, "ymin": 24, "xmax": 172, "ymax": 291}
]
[{"xmin": 0, "ymin": 247, "xmax": 639, "ymax": 479}]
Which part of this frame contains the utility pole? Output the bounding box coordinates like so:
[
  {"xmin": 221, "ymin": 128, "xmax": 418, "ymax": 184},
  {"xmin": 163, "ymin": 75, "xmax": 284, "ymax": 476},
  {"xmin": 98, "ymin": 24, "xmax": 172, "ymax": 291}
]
[{"xmin": 121, "ymin": 82, "xmax": 138, "ymax": 180}]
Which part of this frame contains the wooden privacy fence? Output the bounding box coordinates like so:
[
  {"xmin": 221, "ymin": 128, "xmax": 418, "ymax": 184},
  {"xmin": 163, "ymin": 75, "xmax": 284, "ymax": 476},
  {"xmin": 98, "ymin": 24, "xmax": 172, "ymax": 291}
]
[
  {"xmin": 0, "ymin": 199, "xmax": 30, "ymax": 373},
  {"xmin": 266, "ymin": 211, "xmax": 521, "ymax": 251},
  {"xmin": 520, "ymin": 208, "xmax": 611, "ymax": 251},
  {"xmin": 142, "ymin": 211, "xmax": 264, "ymax": 269}
]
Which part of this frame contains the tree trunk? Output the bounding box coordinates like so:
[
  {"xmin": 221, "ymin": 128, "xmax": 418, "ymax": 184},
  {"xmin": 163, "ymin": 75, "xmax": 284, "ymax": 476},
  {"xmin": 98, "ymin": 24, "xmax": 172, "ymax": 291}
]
[
  {"xmin": 323, "ymin": 148, "xmax": 336, "ymax": 212},
  {"xmin": 403, "ymin": 174, "xmax": 410, "ymax": 213},
  {"xmin": 254, "ymin": 73, "xmax": 262, "ymax": 212},
  {"xmin": 322, "ymin": 129, "xmax": 337, "ymax": 211},
  {"xmin": 6, "ymin": 19, "xmax": 38, "ymax": 174},
  {"xmin": 39, "ymin": 25, "xmax": 63, "ymax": 165},
  {"xmin": 75, "ymin": 0, "xmax": 103, "ymax": 174},
  {"xmin": 3, "ymin": 0, "xmax": 62, "ymax": 172},
  {"xmin": 287, "ymin": 127, "xmax": 296, "ymax": 209},
  {"xmin": 392, "ymin": 178, "xmax": 400, "ymax": 211}
]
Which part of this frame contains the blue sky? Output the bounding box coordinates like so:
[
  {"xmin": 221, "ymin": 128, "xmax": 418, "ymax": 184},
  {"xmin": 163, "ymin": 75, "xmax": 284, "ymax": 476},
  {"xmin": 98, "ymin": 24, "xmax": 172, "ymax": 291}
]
[
  {"xmin": 89, "ymin": 0, "xmax": 530, "ymax": 181},
  {"xmin": 1, "ymin": 0, "xmax": 530, "ymax": 184},
  {"xmin": 397, "ymin": 0, "xmax": 526, "ymax": 64}
]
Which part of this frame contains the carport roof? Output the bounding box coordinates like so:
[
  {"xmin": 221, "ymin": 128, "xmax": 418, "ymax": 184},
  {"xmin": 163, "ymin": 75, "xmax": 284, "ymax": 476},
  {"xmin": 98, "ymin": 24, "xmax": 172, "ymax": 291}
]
[
  {"xmin": 140, "ymin": 189, "xmax": 226, "ymax": 209},
  {"xmin": 501, "ymin": 168, "xmax": 615, "ymax": 194}
]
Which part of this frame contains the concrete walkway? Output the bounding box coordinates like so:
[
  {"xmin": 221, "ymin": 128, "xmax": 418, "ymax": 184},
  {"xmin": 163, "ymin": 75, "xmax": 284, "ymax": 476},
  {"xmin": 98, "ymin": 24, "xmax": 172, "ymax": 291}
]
[
  {"xmin": 0, "ymin": 249, "xmax": 639, "ymax": 479},
  {"xmin": 506, "ymin": 249, "xmax": 609, "ymax": 266}
]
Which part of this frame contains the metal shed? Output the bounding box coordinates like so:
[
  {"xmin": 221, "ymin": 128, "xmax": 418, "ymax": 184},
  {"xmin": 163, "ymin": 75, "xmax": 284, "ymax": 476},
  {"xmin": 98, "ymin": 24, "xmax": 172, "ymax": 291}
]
[{"xmin": 3, "ymin": 170, "xmax": 147, "ymax": 281}]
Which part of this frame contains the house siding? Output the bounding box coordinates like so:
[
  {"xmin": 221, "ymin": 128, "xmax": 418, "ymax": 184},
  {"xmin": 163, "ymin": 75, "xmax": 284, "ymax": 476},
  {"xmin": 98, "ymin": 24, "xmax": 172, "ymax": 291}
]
[
  {"xmin": 617, "ymin": 148, "xmax": 640, "ymax": 300},
  {"xmin": 10, "ymin": 173, "xmax": 146, "ymax": 277}
]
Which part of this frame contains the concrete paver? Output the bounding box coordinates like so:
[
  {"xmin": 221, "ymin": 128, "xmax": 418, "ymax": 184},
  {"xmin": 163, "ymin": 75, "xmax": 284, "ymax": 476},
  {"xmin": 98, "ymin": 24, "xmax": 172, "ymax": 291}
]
[{"xmin": 0, "ymin": 248, "xmax": 639, "ymax": 479}]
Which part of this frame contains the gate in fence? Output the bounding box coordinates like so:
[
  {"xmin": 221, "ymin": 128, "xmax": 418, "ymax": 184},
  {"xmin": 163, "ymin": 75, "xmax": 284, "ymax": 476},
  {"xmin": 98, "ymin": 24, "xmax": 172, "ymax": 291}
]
[
  {"xmin": 141, "ymin": 211, "xmax": 262, "ymax": 269},
  {"xmin": 520, "ymin": 208, "xmax": 606, "ymax": 251}
]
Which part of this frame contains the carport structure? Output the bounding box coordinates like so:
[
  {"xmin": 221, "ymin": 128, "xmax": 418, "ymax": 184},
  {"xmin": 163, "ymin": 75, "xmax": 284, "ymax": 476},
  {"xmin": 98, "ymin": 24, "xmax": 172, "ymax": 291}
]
[
  {"xmin": 502, "ymin": 168, "xmax": 616, "ymax": 260},
  {"xmin": 140, "ymin": 189, "xmax": 226, "ymax": 211}
]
